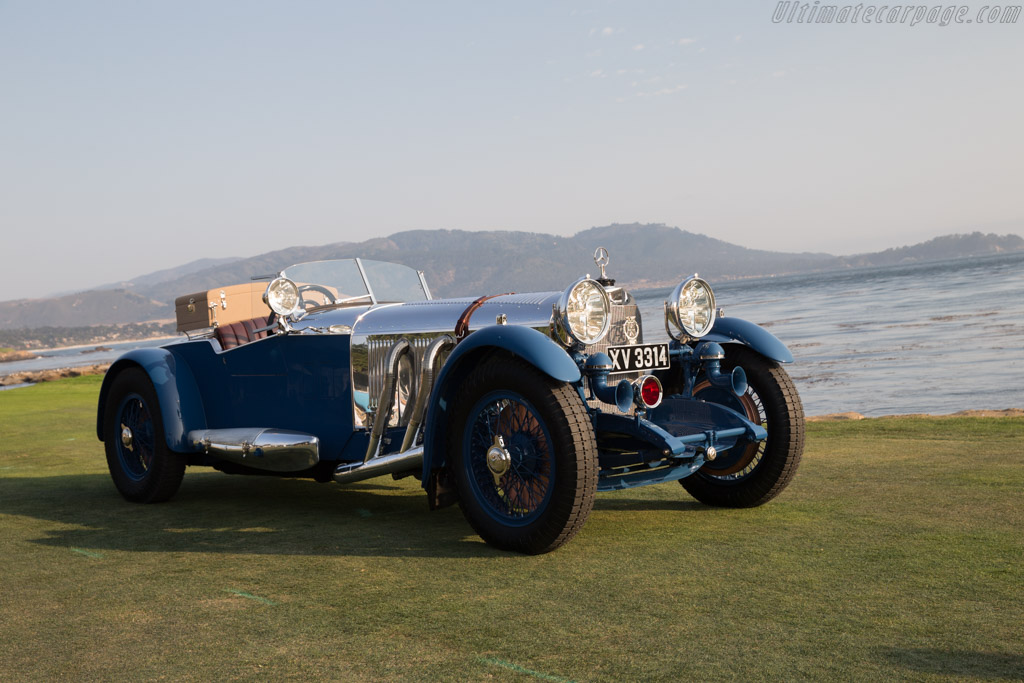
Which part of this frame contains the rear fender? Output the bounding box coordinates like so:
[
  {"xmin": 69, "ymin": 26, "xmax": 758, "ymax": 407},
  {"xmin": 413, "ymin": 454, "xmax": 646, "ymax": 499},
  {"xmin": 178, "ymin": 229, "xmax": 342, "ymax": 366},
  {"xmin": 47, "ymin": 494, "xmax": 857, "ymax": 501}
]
[
  {"xmin": 704, "ymin": 316, "xmax": 794, "ymax": 364},
  {"xmin": 420, "ymin": 325, "xmax": 581, "ymax": 484},
  {"xmin": 96, "ymin": 348, "xmax": 207, "ymax": 452}
]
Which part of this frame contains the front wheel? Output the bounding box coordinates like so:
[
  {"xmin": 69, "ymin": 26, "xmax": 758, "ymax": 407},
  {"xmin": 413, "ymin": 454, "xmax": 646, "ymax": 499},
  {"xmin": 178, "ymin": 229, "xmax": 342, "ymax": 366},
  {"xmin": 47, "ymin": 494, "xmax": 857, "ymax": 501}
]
[
  {"xmin": 103, "ymin": 368, "xmax": 186, "ymax": 503},
  {"xmin": 448, "ymin": 356, "xmax": 598, "ymax": 554},
  {"xmin": 681, "ymin": 345, "xmax": 804, "ymax": 507}
]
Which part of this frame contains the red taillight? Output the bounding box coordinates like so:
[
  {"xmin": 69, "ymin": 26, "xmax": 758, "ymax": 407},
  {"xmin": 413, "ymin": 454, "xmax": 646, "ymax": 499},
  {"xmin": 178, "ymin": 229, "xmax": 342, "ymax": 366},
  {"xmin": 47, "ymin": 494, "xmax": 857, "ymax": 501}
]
[{"xmin": 637, "ymin": 375, "xmax": 663, "ymax": 409}]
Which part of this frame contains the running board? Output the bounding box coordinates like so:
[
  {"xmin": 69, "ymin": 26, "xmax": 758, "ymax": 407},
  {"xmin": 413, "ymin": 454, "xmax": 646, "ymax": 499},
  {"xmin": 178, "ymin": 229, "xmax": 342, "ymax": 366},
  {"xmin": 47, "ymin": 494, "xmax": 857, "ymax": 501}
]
[{"xmin": 188, "ymin": 428, "xmax": 319, "ymax": 472}]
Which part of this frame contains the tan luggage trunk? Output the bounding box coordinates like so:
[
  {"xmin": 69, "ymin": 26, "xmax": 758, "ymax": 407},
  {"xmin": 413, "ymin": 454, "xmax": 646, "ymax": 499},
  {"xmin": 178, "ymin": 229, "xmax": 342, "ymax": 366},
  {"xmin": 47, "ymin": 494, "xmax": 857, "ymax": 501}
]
[{"xmin": 174, "ymin": 283, "xmax": 272, "ymax": 332}]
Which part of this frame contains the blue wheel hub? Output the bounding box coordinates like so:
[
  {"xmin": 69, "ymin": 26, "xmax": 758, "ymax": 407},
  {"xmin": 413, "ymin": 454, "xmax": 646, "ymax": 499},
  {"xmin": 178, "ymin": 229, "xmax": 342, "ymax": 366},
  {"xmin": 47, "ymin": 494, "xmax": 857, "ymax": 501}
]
[
  {"xmin": 463, "ymin": 390, "xmax": 555, "ymax": 526},
  {"xmin": 114, "ymin": 393, "xmax": 156, "ymax": 481}
]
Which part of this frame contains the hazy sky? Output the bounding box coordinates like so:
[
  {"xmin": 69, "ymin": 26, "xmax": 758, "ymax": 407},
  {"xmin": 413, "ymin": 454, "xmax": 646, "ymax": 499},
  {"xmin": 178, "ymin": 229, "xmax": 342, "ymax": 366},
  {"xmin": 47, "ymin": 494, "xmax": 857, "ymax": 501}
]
[{"xmin": 2, "ymin": 1, "xmax": 1021, "ymax": 300}]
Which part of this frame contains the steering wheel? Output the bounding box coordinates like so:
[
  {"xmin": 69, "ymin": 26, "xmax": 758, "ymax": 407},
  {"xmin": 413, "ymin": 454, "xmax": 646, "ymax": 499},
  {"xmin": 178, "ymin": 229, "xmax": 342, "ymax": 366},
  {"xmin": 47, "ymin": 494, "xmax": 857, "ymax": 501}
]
[{"xmin": 297, "ymin": 284, "xmax": 336, "ymax": 311}]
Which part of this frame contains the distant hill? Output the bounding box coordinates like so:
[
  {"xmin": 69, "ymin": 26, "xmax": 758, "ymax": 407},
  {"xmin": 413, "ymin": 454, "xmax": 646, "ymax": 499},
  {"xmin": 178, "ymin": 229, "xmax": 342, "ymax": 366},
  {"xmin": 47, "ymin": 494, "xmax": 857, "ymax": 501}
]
[
  {"xmin": 0, "ymin": 225, "xmax": 1020, "ymax": 330},
  {"xmin": 124, "ymin": 224, "xmax": 838, "ymax": 303},
  {"xmin": 0, "ymin": 289, "xmax": 171, "ymax": 329},
  {"xmin": 91, "ymin": 256, "xmax": 244, "ymax": 292},
  {"xmin": 838, "ymin": 232, "xmax": 1024, "ymax": 267}
]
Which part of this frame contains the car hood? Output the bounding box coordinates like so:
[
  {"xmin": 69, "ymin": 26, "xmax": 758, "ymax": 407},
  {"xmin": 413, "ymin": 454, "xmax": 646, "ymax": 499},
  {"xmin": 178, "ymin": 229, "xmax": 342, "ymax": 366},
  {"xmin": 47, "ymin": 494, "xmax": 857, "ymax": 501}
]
[{"xmin": 297, "ymin": 291, "xmax": 561, "ymax": 338}]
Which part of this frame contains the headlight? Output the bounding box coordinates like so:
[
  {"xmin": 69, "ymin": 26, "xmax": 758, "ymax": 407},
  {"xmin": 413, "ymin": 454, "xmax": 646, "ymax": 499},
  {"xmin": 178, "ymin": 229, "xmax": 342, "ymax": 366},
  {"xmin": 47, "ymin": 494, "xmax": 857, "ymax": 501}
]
[
  {"xmin": 263, "ymin": 277, "xmax": 301, "ymax": 316},
  {"xmin": 667, "ymin": 276, "xmax": 716, "ymax": 338},
  {"xmin": 557, "ymin": 278, "xmax": 611, "ymax": 346}
]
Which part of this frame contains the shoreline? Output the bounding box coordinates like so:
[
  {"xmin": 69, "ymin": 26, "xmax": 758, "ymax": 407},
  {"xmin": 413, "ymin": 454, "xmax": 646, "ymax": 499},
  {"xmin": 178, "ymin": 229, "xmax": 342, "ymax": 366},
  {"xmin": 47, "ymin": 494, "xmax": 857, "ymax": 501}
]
[
  {"xmin": 1, "ymin": 364, "xmax": 1020, "ymax": 420},
  {"xmin": 29, "ymin": 335, "xmax": 180, "ymax": 354}
]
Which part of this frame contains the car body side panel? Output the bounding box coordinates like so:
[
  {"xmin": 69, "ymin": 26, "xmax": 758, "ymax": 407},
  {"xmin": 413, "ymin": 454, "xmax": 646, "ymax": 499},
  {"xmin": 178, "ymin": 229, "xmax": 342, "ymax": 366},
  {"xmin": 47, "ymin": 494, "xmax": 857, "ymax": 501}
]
[
  {"xmin": 704, "ymin": 316, "xmax": 794, "ymax": 364},
  {"xmin": 96, "ymin": 348, "xmax": 207, "ymax": 452},
  {"xmin": 420, "ymin": 324, "xmax": 582, "ymax": 482},
  {"xmin": 169, "ymin": 335, "xmax": 357, "ymax": 458}
]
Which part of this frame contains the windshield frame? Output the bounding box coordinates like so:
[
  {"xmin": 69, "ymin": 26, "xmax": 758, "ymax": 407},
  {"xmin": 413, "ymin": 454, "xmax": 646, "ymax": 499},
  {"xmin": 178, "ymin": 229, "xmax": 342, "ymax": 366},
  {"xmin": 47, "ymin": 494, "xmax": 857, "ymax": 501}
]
[{"xmin": 277, "ymin": 258, "xmax": 432, "ymax": 310}]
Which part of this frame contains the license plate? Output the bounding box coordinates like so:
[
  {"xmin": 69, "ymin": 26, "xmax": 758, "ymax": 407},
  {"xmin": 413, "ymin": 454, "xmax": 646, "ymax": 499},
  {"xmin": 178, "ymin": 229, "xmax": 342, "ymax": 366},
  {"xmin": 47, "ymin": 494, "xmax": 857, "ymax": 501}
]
[{"xmin": 607, "ymin": 343, "xmax": 670, "ymax": 373}]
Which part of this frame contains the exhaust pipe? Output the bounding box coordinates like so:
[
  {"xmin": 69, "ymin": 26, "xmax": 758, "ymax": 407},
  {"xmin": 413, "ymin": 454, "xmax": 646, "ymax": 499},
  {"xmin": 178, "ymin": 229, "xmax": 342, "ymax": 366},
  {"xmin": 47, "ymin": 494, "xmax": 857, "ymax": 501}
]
[
  {"xmin": 338, "ymin": 334, "xmax": 454, "ymax": 485},
  {"xmin": 400, "ymin": 334, "xmax": 454, "ymax": 452},
  {"xmin": 695, "ymin": 342, "xmax": 748, "ymax": 396},
  {"xmin": 364, "ymin": 338, "xmax": 411, "ymax": 462},
  {"xmin": 335, "ymin": 446, "xmax": 424, "ymax": 485}
]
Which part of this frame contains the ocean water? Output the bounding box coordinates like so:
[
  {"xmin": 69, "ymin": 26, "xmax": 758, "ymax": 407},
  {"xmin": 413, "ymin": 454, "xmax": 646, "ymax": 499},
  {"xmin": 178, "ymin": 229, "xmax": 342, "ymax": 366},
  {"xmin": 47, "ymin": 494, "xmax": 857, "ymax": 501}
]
[
  {"xmin": 634, "ymin": 251, "xmax": 1024, "ymax": 416},
  {"xmin": 3, "ymin": 253, "xmax": 1023, "ymax": 416},
  {"xmin": 0, "ymin": 337, "xmax": 177, "ymax": 383}
]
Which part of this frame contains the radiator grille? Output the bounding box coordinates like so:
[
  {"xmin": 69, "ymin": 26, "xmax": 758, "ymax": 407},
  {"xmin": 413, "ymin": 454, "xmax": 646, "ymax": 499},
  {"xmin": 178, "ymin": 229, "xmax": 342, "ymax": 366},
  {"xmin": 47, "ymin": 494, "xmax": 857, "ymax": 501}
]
[
  {"xmin": 584, "ymin": 302, "xmax": 644, "ymax": 363},
  {"xmin": 366, "ymin": 335, "xmax": 437, "ymax": 426},
  {"xmin": 584, "ymin": 302, "xmax": 644, "ymax": 416}
]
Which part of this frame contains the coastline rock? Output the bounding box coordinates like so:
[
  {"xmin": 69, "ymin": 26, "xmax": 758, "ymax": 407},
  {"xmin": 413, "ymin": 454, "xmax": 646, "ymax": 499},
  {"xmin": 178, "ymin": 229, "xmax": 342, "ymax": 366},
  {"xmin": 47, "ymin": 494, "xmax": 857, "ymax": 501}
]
[
  {"xmin": 806, "ymin": 412, "xmax": 866, "ymax": 422},
  {"xmin": 0, "ymin": 350, "xmax": 37, "ymax": 363},
  {"xmin": 0, "ymin": 363, "xmax": 111, "ymax": 386}
]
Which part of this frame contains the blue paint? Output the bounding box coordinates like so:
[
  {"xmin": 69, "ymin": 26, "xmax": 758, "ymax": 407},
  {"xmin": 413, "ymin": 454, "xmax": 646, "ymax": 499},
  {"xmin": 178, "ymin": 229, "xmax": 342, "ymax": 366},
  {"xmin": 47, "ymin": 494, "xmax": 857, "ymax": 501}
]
[
  {"xmin": 598, "ymin": 460, "xmax": 703, "ymax": 491},
  {"xmin": 101, "ymin": 334, "xmax": 358, "ymax": 458},
  {"xmin": 648, "ymin": 396, "xmax": 766, "ymax": 446},
  {"xmin": 420, "ymin": 325, "xmax": 582, "ymax": 483},
  {"xmin": 705, "ymin": 316, "xmax": 794, "ymax": 364},
  {"xmin": 592, "ymin": 402, "xmax": 766, "ymax": 490},
  {"xmin": 450, "ymin": 326, "xmax": 581, "ymax": 383},
  {"xmin": 96, "ymin": 348, "xmax": 207, "ymax": 451}
]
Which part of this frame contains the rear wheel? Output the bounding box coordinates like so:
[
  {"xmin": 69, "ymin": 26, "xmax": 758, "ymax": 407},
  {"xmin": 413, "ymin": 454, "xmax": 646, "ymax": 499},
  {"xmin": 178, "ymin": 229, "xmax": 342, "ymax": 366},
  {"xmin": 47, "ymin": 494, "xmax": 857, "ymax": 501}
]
[
  {"xmin": 103, "ymin": 368, "xmax": 186, "ymax": 503},
  {"xmin": 449, "ymin": 357, "xmax": 598, "ymax": 554},
  {"xmin": 681, "ymin": 345, "xmax": 803, "ymax": 507}
]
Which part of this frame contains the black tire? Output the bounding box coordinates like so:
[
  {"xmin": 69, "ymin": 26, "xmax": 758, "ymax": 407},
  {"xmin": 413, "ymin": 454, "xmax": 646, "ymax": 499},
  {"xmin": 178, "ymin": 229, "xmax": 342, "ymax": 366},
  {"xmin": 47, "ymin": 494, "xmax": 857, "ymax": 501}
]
[
  {"xmin": 103, "ymin": 367, "xmax": 186, "ymax": 503},
  {"xmin": 681, "ymin": 345, "xmax": 804, "ymax": 507},
  {"xmin": 448, "ymin": 356, "xmax": 598, "ymax": 554}
]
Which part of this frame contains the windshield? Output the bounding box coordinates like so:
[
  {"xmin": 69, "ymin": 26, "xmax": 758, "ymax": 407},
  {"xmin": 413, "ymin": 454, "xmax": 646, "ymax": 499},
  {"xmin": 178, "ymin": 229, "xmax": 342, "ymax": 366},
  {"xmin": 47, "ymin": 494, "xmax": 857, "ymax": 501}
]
[{"xmin": 280, "ymin": 259, "xmax": 430, "ymax": 308}]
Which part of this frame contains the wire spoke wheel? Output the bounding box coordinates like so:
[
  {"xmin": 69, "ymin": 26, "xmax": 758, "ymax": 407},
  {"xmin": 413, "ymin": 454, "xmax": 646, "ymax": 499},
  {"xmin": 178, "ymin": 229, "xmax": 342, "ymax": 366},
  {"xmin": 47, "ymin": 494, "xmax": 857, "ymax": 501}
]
[
  {"xmin": 449, "ymin": 356, "xmax": 598, "ymax": 554},
  {"xmin": 103, "ymin": 368, "xmax": 186, "ymax": 503},
  {"xmin": 682, "ymin": 345, "xmax": 804, "ymax": 507},
  {"xmin": 465, "ymin": 393, "xmax": 555, "ymax": 524},
  {"xmin": 114, "ymin": 393, "xmax": 157, "ymax": 481}
]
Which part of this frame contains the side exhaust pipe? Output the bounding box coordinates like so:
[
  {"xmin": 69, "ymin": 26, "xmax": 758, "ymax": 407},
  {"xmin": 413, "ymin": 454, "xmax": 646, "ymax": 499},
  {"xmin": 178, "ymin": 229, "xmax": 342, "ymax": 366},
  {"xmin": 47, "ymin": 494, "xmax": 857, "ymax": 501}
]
[
  {"xmin": 400, "ymin": 334, "xmax": 454, "ymax": 452},
  {"xmin": 335, "ymin": 446, "xmax": 424, "ymax": 485},
  {"xmin": 338, "ymin": 334, "xmax": 454, "ymax": 485},
  {"xmin": 364, "ymin": 338, "xmax": 411, "ymax": 462}
]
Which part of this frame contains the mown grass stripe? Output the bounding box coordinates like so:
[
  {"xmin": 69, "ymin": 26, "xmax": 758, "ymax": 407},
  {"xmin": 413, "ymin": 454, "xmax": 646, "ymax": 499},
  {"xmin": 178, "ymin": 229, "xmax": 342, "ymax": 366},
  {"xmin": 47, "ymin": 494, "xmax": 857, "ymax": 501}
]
[
  {"xmin": 224, "ymin": 589, "xmax": 276, "ymax": 605},
  {"xmin": 478, "ymin": 657, "xmax": 575, "ymax": 682},
  {"xmin": 69, "ymin": 548, "xmax": 104, "ymax": 559}
]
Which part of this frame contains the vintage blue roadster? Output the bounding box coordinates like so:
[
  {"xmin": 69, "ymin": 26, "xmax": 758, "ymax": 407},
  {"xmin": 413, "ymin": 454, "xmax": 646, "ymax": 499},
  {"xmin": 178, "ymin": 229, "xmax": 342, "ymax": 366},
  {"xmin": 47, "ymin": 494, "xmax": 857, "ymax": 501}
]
[{"xmin": 97, "ymin": 249, "xmax": 803, "ymax": 553}]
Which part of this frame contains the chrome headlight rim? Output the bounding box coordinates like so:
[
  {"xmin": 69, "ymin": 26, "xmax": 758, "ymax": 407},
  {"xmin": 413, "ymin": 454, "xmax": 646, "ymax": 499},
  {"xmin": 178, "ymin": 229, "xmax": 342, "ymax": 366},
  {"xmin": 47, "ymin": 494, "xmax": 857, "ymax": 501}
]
[
  {"xmin": 556, "ymin": 276, "xmax": 612, "ymax": 347},
  {"xmin": 263, "ymin": 277, "xmax": 302, "ymax": 317},
  {"xmin": 666, "ymin": 276, "xmax": 717, "ymax": 339}
]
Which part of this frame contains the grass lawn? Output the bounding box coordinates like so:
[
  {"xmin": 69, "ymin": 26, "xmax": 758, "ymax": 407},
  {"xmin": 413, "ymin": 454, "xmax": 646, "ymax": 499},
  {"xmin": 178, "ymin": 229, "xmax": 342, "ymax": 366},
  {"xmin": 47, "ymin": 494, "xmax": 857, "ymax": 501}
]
[{"xmin": 1, "ymin": 376, "xmax": 1022, "ymax": 681}]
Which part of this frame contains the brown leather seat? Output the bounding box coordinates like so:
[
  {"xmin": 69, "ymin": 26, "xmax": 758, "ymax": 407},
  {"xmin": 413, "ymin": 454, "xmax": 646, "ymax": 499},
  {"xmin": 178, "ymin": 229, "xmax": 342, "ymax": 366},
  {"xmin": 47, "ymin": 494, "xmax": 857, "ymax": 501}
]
[{"xmin": 215, "ymin": 316, "xmax": 274, "ymax": 350}]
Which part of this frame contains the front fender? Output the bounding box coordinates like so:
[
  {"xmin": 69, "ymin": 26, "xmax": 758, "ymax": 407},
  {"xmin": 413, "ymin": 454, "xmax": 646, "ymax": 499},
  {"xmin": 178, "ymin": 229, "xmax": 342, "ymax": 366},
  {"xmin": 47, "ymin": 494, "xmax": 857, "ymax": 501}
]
[
  {"xmin": 96, "ymin": 348, "xmax": 207, "ymax": 452},
  {"xmin": 420, "ymin": 325, "xmax": 581, "ymax": 484},
  {"xmin": 704, "ymin": 316, "xmax": 794, "ymax": 364}
]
